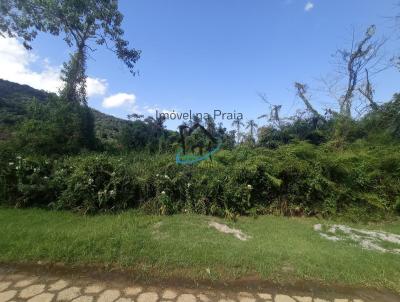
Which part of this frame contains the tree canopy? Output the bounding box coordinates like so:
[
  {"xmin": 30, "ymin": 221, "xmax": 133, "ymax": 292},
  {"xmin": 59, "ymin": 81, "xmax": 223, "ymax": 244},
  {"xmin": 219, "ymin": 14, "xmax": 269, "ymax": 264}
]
[
  {"xmin": 0, "ymin": 0, "xmax": 140, "ymax": 70},
  {"xmin": 0, "ymin": 0, "xmax": 140, "ymax": 104}
]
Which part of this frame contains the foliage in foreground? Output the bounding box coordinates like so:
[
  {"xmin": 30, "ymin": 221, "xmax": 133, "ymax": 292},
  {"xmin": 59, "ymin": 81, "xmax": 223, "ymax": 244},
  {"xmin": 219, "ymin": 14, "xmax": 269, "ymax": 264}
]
[{"xmin": 1, "ymin": 140, "xmax": 399, "ymax": 221}]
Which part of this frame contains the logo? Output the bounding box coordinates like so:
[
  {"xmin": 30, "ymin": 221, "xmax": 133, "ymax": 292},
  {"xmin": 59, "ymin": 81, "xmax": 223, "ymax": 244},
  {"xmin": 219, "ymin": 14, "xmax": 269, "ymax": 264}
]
[{"xmin": 176, "ymin": 122, "xmax": 222, "ymax": 165}]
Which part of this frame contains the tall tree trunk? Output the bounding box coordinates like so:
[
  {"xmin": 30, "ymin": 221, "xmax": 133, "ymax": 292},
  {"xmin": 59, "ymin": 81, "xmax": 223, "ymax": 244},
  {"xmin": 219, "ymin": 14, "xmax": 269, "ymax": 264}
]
[{"xmin": 61, "ymin": 43, "xmax": 87, "ymax": 105}]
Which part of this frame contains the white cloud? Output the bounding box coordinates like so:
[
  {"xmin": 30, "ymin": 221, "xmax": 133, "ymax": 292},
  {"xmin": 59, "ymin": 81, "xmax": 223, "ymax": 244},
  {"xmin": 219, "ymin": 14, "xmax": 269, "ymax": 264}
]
[
  {"xmin": 102, "ymin": 93, "xmax": 136, "ymax": 108},
  {"xmin": 144, "ymin": 105, "xmax": 160, "ymax": 114},
  {"xmin": 304, "ymin": 1, "xmax": 314, "ymax": 12},
  {"xmin": 87, "ymin": 78, "xmax": 108, "ymax": 97},
  {"xmin": 0, "ymin": 37, "xmax": 107, "ymax": 97},
  {"xmin": 0, "ymin": 37, "xmax": 62, "ymax": 92},
  {"xmin": 0, "ymin": 37, "xmax": 168, "ymax": 118},
  {"xmin": 143, "ymin": 105, "xmax": 176, "ymax": 115}
]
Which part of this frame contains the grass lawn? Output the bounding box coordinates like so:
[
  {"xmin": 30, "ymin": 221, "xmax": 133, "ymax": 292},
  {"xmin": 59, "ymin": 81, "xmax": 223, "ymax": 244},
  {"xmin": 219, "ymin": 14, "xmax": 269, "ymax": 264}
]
[{"xmin": 0, "ymin": 208, "xmax": 400, "ymax": 292}]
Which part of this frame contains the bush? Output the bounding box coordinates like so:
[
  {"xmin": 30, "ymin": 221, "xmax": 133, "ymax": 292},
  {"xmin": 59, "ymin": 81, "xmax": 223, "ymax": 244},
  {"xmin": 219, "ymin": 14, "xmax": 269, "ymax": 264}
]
[
  {"xmin": 13, "ymin": 97, "xmax": 91, "ymax": 155},
  {"xmin": 1, "ymin": 140, "xmax": 399, "ymax": 221},
  {"xmin": 53, "ymin": 155, "xmax": 138, "ymax": 213},
  {"xmin": 0, "ymin": 155, "xmax": 55, "ymax": 207}
]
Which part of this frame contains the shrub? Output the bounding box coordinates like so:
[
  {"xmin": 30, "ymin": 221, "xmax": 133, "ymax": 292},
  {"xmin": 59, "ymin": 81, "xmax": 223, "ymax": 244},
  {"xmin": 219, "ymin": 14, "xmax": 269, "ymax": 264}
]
[
  {"xmin": 1, "ymin": 155, "xmax": 55, "ymax": 207},
  {"xmin": 54, "ymin": 155, "xmax": 138, "ymax": 213},
  {"xmin": 1, "ymin": 140, "xmax": 399, "ymax": 221}
]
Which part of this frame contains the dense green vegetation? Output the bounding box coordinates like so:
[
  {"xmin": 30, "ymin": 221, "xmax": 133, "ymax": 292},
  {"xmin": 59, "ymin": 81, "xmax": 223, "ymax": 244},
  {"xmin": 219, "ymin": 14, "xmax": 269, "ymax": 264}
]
[
  {"xmin": 1, "ymin": 80, "xmax": 399, "ymax": 221},
  {"xmin": 0, "ymin": 1, "xmax": 399, "ymax": 222},
  {"xmin": 1, "ymin": 141, "xmax": 400, "ymax": 221},
  {"xmin": 0, "ymin": 79, "xmax": 129, "ymax": 146},
  {"xmin": 0, "ymin": 79, "xmax": 182, "ymax": 153}
]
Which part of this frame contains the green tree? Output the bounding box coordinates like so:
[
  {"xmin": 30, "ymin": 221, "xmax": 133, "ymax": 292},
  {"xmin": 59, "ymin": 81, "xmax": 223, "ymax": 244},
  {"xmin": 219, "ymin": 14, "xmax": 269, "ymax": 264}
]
[
  {"xmin": 216, "ymin": 123, "xmax": 235, "ymax": 149},
  {"xmin": 245, "ymin": 119, "xmax": 258, "ymax": 144},
  {"xmin": 1, "ymin": 0, "xmax": 141, "ymax": 149},
  {"xmin": 119, "ymin": 121, "xmax": 149, "ymax": 151},
  {"xmin": 1, "ymin": 0, "xmax": 140, "ymax": 103},
  {"xmin": 15, "ymin": 97, "xmax": 83, "ymax": 155},
  {"xmin": 231, "ymin": 117, "xmax": 244, "ymax": 143},
  {"xmin": 205, "ymin": 116, "xmax": 216, "ymax": 137}
]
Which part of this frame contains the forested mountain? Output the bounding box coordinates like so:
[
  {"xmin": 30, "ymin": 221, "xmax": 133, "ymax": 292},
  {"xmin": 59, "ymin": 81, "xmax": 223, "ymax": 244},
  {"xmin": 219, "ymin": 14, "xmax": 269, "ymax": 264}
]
[{"xmin": 0, "ymin": 79, "xmax": 130, "ymax": 143}]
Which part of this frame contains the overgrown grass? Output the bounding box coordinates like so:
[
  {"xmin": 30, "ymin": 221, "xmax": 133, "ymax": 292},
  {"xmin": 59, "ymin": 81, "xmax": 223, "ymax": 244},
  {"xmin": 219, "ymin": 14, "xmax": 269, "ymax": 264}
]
[{"xmin": 1, "ymin": 208, "xmax": 400, "ymax": 292}]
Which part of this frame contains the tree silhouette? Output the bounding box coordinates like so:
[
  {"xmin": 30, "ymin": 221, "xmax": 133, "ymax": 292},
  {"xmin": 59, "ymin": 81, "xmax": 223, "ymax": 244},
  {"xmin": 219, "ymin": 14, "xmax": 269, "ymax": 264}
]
[
  {"xmin": 246, "ymin": 119, "xmax": 258, "ymax": 144},
  {"xmin": 231, "ymin": 117, "xmax": 245, "ymax": 143},
  {"xmin": 257, "ymin": 92, "xmax": 283, "ymax": 128},
  {"xmin": 333, "ymin": 25, "xmax": 386, "ymax": 117}
]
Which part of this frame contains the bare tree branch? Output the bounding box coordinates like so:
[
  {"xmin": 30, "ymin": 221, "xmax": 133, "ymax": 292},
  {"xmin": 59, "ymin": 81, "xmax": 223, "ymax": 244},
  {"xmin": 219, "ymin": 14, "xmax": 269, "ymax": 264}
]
[
  {"xmin": 357, "ymin": 69, "xmax": 379, "ymax": 111},
  {"xmin": 294, "ymin": 82, "xmax": 323, "ymax": 119},
  {"xmin": 329, "ymin": 25, "xmax": 387, "ymax": 118},
  {"xmin": 256, "ymin": 92, "xmax": 285, "ymax": 128}
]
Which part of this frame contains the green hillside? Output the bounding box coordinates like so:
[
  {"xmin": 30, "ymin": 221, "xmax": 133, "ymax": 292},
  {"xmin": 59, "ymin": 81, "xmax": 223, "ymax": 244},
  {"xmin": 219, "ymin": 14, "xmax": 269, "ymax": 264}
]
[{"xmin": 0, "ymin": 79, "xmax": 130, "ymax": 143}]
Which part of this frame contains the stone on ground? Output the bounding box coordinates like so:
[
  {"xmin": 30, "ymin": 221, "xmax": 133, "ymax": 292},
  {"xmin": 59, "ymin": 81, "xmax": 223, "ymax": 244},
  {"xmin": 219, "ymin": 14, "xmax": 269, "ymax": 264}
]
[
  {"xmin": 0, "ymin": 290, "xmax": 17, "ymax": 302},
  {"xmin": 0, "ymin": 282, "xmax": 11, "ymax": 292},
  {"xmin": 198, "ymin": 293, "xmax": 211, "ymax": 302},
  {"xmin": 293, "ymin": 297, "xmax": 312, "ymax": 302},
  {"xmin": 97, "ymin": 289, "xmax": 121, "ymax": 302},
  {"xmin": 49, "ymin": 280, "xmax": 69, "ymax": 291},
  {"xmin": 19, "ymin": 284, "xmax": 45, "ymax": 299},
  {"xmin": 124, "ymin": 286, "xmax": 142, "ymax": 296},
  {"xmin": 162, "ymin": 289, "xmax": 178, "ymax": 299},
  {"xmin": 14, "ymin": 278, "xmax": 37, "ymax": 288},
  {"xmin": 275, "ymin": 295, "xmax": 296, "ymax": 302},
  {"xmin": 137, "ymin": 292, "xmax": 158, "ymax": 302},
  {"xmin": 257, "ymin": 293, "xmax": 272, "ymax": 300},
  {"xmin": 177, "ymin": 294, "xmax": 197, "ymax": 302},
  {"xmin": 57, "ymin": 287, "xmax": 81, "ymax": 301},
  {"xmin": 84, "ymin": 284, "xmax": 105, "ymax": 294},
  {"xmin": 27, "ymin": 293, "xmax": 54, "ymax": 302}
]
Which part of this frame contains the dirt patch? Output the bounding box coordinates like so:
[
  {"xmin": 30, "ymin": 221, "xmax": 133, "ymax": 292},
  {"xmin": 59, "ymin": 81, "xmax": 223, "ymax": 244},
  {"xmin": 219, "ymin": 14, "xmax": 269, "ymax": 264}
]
[
  {"xmin": 314, "ymin": 224, "xmax": 400, "ymax": 254},
  {"xmin": 208, "ymin": 222, "xmax": 251, "ymax": 241}
]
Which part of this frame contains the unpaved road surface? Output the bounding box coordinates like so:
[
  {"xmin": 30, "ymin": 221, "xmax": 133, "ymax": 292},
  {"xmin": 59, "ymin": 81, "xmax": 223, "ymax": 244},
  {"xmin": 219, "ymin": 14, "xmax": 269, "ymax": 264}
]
[{"xmin": 0, "ymin": 264, "xmax": 398, "ymax": 302}]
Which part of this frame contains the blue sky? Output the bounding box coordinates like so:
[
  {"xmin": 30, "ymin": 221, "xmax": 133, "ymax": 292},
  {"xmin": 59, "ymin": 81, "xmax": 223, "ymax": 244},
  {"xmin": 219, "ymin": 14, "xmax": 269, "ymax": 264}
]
[{"xmin": 0, "ymin": 0, "xmax": 399, "ymax": 130}]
